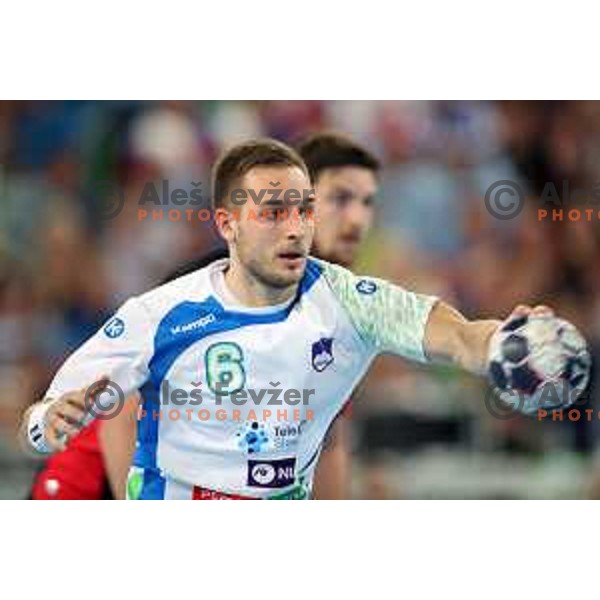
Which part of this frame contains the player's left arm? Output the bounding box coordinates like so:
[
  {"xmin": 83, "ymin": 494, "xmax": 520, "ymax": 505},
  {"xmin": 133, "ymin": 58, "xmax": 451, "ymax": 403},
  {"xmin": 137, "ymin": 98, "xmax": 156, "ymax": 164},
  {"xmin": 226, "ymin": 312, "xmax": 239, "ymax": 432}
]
[
  {"xmin": 320, "ymin": 259, "xmax": 552, "ymax": 375},
  {"xmin": 422, "ymin": 302, "xmax": 552, "ymax": 376}
]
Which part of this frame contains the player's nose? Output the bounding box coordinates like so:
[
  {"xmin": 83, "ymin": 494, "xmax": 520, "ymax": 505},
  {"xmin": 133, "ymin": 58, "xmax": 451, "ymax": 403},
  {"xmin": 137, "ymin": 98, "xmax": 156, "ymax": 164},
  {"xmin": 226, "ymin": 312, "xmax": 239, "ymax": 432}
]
[
  {"xmin": 345, "ymin": 199, "xmax": 369, "ymax": 228},
  {"xmin": 282, "ymin": 207, "xmax": 309, "ymax": 239}
]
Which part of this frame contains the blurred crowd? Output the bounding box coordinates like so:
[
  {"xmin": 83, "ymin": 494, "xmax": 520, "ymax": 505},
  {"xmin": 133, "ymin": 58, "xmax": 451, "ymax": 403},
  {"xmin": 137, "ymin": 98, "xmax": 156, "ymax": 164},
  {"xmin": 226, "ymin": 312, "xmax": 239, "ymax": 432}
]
[{"xmin": 1, "ymin": 100, "xmax": 599, "ymax": 498}]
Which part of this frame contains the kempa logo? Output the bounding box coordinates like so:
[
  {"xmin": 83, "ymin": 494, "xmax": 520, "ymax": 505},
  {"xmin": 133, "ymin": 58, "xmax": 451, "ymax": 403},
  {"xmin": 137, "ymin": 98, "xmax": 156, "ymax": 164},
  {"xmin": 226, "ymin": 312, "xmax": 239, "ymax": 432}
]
[{"xmin": 171, "ymin": 314, "xmax": 216, "ymax": 335}]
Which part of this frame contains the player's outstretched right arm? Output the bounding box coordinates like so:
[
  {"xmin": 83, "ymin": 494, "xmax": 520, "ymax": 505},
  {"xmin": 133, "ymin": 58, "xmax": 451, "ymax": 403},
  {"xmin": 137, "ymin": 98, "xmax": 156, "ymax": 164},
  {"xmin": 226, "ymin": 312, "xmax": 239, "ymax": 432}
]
[{"xmin": 20, "ymin": 297, "xmax": 152, "ymax": 455}]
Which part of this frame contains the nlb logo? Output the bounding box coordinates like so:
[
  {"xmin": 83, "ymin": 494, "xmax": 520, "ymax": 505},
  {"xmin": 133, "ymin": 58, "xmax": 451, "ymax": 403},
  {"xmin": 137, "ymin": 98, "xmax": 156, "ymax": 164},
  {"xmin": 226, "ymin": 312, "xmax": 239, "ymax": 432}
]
[
  {"xmin": 251, "ymin": 464, "xmax": 276, "ymax": 485},
  {"xmin": 171, "ymin": 314, "xmax": 216, "ymax": 335},
  {"xmin": 247, "ymin": 457, "xmax": 296, "ymax": 488}
]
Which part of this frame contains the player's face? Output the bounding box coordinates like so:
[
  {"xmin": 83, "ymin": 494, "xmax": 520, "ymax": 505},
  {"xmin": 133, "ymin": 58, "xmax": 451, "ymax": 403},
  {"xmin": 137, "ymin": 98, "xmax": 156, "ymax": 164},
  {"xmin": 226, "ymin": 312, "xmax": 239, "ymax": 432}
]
[
  {"xmin": 311, "ymin": 166, "xmax": 377, "ymax": 267},
  {"xmin": 229, "ymin": 165, "xmax": 315, "ymax": 289}
]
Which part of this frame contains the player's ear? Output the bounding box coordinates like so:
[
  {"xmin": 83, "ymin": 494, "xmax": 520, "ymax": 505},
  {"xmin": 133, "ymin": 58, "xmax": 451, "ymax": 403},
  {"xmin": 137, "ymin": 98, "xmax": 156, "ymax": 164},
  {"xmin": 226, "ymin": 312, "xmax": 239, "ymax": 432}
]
[{"xmin": 214, "ymin": 207, "xmax": 238, "ymax": 243}]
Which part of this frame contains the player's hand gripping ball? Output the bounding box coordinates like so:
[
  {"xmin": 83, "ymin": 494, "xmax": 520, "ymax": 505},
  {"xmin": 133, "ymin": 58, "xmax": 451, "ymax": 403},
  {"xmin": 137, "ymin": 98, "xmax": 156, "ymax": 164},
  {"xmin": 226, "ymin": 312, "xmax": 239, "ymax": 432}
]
[{"xmin": 488, "ymin": 307, "xmax": 591, "ymax": 416}]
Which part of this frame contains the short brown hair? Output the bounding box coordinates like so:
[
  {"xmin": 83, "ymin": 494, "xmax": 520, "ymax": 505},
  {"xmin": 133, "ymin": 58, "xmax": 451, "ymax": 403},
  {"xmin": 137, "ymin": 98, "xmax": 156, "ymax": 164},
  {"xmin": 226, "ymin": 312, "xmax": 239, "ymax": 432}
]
[
  {"xmin": 296, "ymin": 132, "xmax": 380, "ymax": 183},
  {"xmin": 211, "ymin": 138, "xmax": 308, "ymax": 210}
]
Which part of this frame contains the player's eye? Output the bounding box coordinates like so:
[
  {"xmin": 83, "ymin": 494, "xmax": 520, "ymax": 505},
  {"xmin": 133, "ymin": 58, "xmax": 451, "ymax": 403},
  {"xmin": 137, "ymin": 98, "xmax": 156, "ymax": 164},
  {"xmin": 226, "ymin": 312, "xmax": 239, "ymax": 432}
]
[
  {"xmin": 259, "ymin": 209, "xmax": 278, "ymax": 221},
  {"xmin": 299, "ymin": 204, "xmax": 316, "ymax": 221},
  {"xmin": 331, "ymin": 191, "xmax": 352, "ymax": 207},
  {"xmin": 363, "ymin": 196, "xmax": 375, "ymax": 207}
]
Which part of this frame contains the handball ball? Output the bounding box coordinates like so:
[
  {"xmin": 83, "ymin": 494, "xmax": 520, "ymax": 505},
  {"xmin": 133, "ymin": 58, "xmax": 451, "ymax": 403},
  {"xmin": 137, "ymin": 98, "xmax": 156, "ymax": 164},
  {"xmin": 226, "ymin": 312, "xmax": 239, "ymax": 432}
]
[{"xmin": 488, "ymin": 313, "xmax": 591, "ymax": 416}]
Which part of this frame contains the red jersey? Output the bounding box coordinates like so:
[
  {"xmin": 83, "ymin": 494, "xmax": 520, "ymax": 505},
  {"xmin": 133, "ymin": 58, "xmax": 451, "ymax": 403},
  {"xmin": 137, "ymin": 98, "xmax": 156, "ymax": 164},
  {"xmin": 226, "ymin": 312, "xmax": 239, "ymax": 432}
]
[{"xmin": 30, "ymin": 420, "xmax": 112, "ymax": 500}]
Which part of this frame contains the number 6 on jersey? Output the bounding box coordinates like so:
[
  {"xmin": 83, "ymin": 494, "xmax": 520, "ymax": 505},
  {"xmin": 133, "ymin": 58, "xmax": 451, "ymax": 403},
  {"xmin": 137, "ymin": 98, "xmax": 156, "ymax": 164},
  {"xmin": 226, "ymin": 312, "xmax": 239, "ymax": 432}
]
[{"xmin": 205, "ymin": 342, "xmax": 246, "ymax": 394}]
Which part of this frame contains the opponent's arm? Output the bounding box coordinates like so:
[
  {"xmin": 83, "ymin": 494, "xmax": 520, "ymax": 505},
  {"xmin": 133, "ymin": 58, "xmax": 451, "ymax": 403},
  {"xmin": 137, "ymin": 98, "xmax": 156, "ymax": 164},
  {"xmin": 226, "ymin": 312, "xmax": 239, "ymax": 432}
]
[{"xmin": 312, "ymin": 414, "xmax": 351, "ymax": 500}]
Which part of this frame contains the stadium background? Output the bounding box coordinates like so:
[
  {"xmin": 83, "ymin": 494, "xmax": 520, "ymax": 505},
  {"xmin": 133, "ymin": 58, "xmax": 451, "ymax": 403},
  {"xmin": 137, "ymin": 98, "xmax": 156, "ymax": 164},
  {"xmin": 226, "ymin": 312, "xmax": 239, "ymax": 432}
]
[{"xmin": 0, "ymin": 100, "xmax": 599, "ymax": 499}]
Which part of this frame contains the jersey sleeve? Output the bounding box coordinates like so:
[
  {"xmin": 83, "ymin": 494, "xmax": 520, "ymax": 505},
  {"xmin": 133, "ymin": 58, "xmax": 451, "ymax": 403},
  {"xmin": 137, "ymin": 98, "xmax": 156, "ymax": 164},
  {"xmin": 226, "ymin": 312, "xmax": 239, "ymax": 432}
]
[
  {"xmin": 318, "ymin": 260, "xmax": 438, "ymax": 363},
  {"xmin": 45, "ymin": 297, "xmax": 153, "ymax": 400}
]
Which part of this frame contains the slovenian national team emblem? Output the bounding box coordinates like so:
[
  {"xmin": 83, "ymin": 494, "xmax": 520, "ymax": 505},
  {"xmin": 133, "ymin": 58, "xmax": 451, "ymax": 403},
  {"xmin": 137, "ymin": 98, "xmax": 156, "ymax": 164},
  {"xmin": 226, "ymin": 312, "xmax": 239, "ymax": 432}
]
[{"xmin": 312, "ymin": 337, "xmax": 334, "ymax": 372}]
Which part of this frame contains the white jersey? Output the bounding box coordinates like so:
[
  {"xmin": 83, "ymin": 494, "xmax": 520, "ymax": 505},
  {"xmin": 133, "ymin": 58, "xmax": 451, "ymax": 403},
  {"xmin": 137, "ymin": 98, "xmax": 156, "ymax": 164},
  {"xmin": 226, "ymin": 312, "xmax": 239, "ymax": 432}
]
[{"xmin": 46, "ymin": 258, "xmax": 437, "ymax": 499}]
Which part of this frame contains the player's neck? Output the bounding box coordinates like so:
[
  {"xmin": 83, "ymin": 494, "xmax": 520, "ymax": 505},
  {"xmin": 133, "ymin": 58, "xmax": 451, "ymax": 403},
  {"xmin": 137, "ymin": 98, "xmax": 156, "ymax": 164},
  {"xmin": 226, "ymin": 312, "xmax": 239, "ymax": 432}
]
[{"xmin": 222, "ymin": 261, "xmax": 297, "ymax": 308}]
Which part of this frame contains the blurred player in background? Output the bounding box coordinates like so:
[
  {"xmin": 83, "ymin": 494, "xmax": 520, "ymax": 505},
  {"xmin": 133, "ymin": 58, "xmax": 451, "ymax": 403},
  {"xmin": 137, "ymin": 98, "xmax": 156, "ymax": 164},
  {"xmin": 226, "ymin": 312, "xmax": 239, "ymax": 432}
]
[
  {"xmin": 29, "ymin": 132, "xmax": 379, "ymax": 499},
  {"xmin": 295, "ymin": 133, "xmax": 379, "ymax": 498}
]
